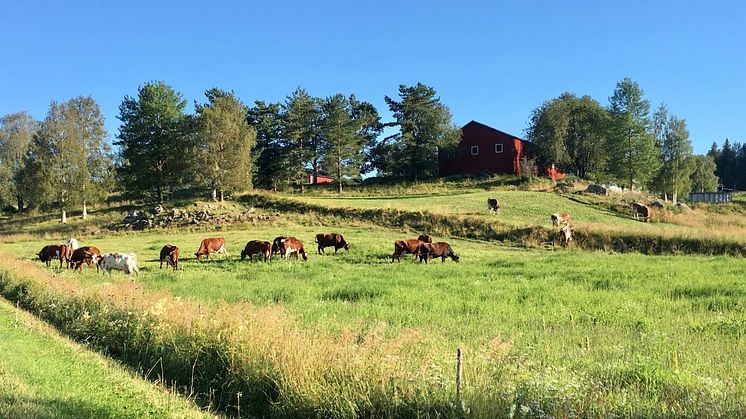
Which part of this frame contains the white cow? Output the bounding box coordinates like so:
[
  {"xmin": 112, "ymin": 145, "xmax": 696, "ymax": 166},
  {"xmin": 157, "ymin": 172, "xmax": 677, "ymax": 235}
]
[
  {"xmin": 96, "ymin": 252, "xmax": 139, "ymax": 276},
  {"xmin": 558, "ymin": 226, "xmax": 575, "ymax": 247},
  {"xmin": 66, "ymin": 237, "xmax": 79, "ymax": 259}
]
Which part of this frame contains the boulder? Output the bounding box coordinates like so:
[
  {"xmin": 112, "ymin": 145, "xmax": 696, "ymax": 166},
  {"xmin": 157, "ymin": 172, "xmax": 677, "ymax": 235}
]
[{"xmin": 586, "ymin": 184, "xmax": 608, "ymax": 195}]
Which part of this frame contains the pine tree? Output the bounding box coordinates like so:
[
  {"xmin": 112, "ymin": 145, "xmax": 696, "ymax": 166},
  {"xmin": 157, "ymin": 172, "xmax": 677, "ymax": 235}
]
[
  {"xmin": 282, "ymin": 88, "xmax": 320, "ymax": 192},
  {"xmin": 607, "ymin": 78, "xmax": 660, "ymax": 189},
  {"xmin": 318, "ymin": 94, "xmax": 381, "ymax": 192},
  {"xmin": 116, "ymin": 81, "xmax": 195, "ymax": 203},
  {"xmin": 248, "ymin": 101, "xmax": 287, "ymax": 190},
  {"xmin": 376, "ymin": 83, "xmax": 459, "ymax": 180}
]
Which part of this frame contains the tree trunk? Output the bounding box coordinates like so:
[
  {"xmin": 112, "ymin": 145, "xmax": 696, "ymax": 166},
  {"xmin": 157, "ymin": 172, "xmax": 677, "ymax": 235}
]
[
  {"xmin": 61, "ymin": 209, "xmax": 67, "ymax": 224},
  {"xmin": 218, "ymin": 190, "xmax": 224, "ymax": 202},
  {"xmin": 628, "ymin": 130, "xmax": 633, "ymax": 190},
  {"xmin": 157, "ymin": 187, "xmax": 164, "ymax": 205},
  {"xmin": 82, "ymin": 202, "xmax": 88, "ymax": 220},
  {"xmin": 16, "ymin": 194, "xmax": 24, "ymax": 212},
  {"xmin": 338, "ymin": 155, "xmax": 343, "ymax": 193},
  {"xmin": 673, "ymin": 186, "xmax": 678, "ymax": 205},
  {"xmin": 212, "ymin": 188, "xmax": 217, "ymax": 201},
  {"xmin": 313, "ymin": 158, "xmax": 319, "ymax": 185}
]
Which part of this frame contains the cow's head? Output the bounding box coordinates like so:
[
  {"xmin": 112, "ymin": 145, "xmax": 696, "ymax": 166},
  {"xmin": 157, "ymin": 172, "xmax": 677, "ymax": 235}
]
[
  {"xmin": 195, "ymin": 251, "xmax": 206, "ymax": 261},
  {"xmin": 418, "ymin": 234, "xmax": 433, "ymax": 243}
]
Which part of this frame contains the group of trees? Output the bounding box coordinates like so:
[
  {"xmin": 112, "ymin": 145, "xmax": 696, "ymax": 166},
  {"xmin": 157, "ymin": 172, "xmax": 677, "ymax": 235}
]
[
  {"xmin": 1, "ymin": 76, "xmax": 739, "ymax": 219},
  {"xmin": 708, "ymin": 139, "xmax": 746, "ymax": 191},
  {"xmin": 0, "ymin": 81, "xmax": 459, "ymax": 218},
  {"xmin": 0, "ymin": 99, "xmax": 112, "ymax": 221},
  {"xmin": 526, "ymin": 78, "xmax": 722, "ymax": 203}
]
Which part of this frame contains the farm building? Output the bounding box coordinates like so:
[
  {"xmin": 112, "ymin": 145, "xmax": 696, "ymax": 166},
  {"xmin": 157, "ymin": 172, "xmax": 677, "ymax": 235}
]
[
  {"xmin": 307, "ymin": 172, "xmax": 336, "ymax": 184},
  {"xmin": 439, "ymin": 120, "xmax": 565, "ymax": 180}
]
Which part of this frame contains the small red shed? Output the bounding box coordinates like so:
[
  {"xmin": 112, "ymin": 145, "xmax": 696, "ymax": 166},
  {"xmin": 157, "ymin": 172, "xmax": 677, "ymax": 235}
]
[
  {"xmin": 308, "ymin": 173, "xmax": 336, "ymax": 184},
  {"xmin": 439, "ymin": 121, "xmax": 533, "ymax": 177}
]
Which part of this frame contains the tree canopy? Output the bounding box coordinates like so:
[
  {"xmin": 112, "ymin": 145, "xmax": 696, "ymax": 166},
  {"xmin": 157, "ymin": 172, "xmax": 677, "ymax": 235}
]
[
  {"xmin": 372, "ymin": 83, "xmax": 460, "ymax": 180},
  {"xmin": 21, "ymin": 97, "xmax": 112, "ymax": 221},
  {"xmin": 526, "ymin": 93, "xmax": 608, "ymax": 179},
  {"xmin": 116, "ymin": 81, "xmax": 195, "ymax": 203},
  {"xmin": 0, "ymin": 112, "xmax": 38, "ymax": 210},
  {"xmin": 607, "ymin": 78, "xmax": 660, "ymax": 189},
  {"xmin": 194, "ymin": 88, "xmax": 256, "ymax": 201}
]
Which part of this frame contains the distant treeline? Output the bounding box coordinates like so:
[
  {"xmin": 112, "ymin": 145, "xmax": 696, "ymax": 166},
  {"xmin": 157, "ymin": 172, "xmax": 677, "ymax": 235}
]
[{"xmin": 0, "ymin": 78, "xmax": 738, "ymax": 219}]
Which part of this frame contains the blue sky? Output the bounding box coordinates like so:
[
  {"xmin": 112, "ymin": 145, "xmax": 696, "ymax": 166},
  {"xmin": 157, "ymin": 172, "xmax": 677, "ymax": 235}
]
[{"xmin": 2, "ymin": 1, "xmax": 744, "ymax": 154}]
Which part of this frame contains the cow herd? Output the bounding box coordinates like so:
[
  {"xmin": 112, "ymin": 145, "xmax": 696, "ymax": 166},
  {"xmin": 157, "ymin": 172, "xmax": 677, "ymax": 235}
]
[
  {"xmin": 36, "ymin": 238, "xmax": 138, "ymax": 276},
  {"xmin": 35, "ymin": 232, "xmax": 463, "ymax": 277}
]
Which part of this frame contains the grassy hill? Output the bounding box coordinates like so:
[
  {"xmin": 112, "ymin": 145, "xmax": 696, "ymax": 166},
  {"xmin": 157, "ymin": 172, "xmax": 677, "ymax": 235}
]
[
  {"xmin": 0, "ymin": 298, "xmax": 211, "ymax": 418},
  {"xmin": 1, "ymin": 178, "xmax": 745, "ymax": 416}
]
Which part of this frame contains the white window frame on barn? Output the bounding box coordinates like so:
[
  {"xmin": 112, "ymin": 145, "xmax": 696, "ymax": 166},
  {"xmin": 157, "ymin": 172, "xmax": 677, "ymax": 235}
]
[
  {"xmin": 471, "ymin": 145, "xmax": 479, "ymax": 155},
  {"xmin": 495, "ymin": 143, "xmax": 503, "ymax": 153}
]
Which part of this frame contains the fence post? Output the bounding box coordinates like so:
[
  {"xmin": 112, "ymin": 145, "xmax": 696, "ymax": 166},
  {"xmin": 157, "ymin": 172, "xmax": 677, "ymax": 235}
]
[{"xmin": 456, "ymin": 347, "xmax": 464, "ymax": 412}]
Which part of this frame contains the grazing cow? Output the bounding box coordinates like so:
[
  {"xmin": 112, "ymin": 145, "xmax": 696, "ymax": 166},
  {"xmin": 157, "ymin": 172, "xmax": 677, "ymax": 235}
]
[
  {"xmin": 631, "ymin": 202, "xmax": 651, "ymax": 222},
  {"xmin": 417, "ymin": 242, "xmax": 460, "ymax": 263},
  {"xmin": 417, "ymin": 234, "xmax": 433, "ymax": 243},
  {"xmin": 159, "ymin": 244, "xmax": 180, "ymax": 270},
  {"xmin": 241, "ymin": 240, "xmax": 272, "ymax": 262},
  {"xmin": 551, "ymin": 212, "xmax": 572, "ymax": 227},
  {"xmin": 487, "ymin": 198, "xmax": 500, "ymax": 214},
  {"xmin": 97, "ymin": 252, "xmax": 139, "ymax": 276},
  {"xmin": 65, "ymin": 237, "xmax": 79, "ymax": 259},
  {"xmin": 315, "ymin": 233, "xmax": 349, "ymax": 254},
  {"xmin": 271, "ymin": 236, "xmax": 287, "ymax": 256},
  {"xmin": 37, "ymin": 244, "xmax": 69, "ymax": 268},
  {"xmin": 391, "ymin": 239, "xmax": 426, "ymax": 262},
  {"xmin": 195, "ymin": 237, "xmax": 228, "ymax": 261},
  {"xmin": 279, "ymin": 237, "xmax": 308, "ymax": 261},
  {"xmin": 69, "ymin": 246, "xmax": 101, "ymax": 272},
  {"xmin": 558, "ymin": 226, "xmax": 575, "ymax": 247}
]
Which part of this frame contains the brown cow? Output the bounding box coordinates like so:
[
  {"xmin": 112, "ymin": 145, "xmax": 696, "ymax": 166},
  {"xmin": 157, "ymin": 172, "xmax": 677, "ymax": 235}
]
[
  {"xmin": 37, "ymin": 244, "xmax": 69, "ymax": 268},
  {"xmin": 160, "ymin": 244, "xmax": 180, "ymax": 270},
  {"xmin": 195, "ymin": 237, "xmax": 228, "ymax": 261},
  {"xmin": 551, "ymin": 212, "xmax": 572, "ymax": 227},
  {"xmin": 558, "ymin": 226, "xmax": 575, "ymax": 247},
  {"xmin": 241, "ymin": 240, "xmax": 272, "ymax": 262},
  {"xmin": 417, "ymin": 234, "xmax": 433, "ymax": 243},
  {"xmin": 391, "ymin": 239, "xmax": 426, "ymax": 262},
  {"xmin": 315, "ymin": 233, "xmax": 349, "ymax": 254},
  {"xmin": 417, "ymin": 242, "xmax": 460, "ymax": 263},
  {"xmin": 280, "ymin": 237, "xmax": 308, "ymax": 261},
  {"xmin": 271, "ymin": 236, "xmax": 286, "ymax": 255},
  {"xmin": 631, "ymin": 202, "xmax": 651, "ymax": 222},
  {"xmin": 70, "ymin": 246, "xmax": 101, "ymax": 272}
]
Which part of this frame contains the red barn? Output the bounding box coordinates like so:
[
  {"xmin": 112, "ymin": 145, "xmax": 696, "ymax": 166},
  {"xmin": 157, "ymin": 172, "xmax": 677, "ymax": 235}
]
[
  {"xmin": 308, "ymin": 173, "xmax": 336, "ymax": 184},
  {"xmin": 440, "ymin": 121, "xmax": 533, "ymax": 177}
]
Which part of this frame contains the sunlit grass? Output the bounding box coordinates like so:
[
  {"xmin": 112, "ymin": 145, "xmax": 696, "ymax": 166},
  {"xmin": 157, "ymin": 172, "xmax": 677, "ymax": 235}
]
[
  {"xmin": 3, "ymin": 221, "xmax": 745, "ymax": 416},
  {"xmin": 0, "ymin": 298, "xmax": 210, "ymax": 418}
]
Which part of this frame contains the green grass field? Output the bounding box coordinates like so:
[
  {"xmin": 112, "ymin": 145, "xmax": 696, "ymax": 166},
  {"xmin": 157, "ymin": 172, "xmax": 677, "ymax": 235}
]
[
  {"xmin": 1, "ymin": 182, "xmax": 745, "ymax": 416},
  {"xmin": 0, "ymin": 298, "xmax": 210, "ymax": 418},
  {"xmin": 294, "ymin": 189, "xmax": 746, "ymax": 243},
  {"xmin": 3, "ymin": 219, "xmax": 745, "ymax": 416}
]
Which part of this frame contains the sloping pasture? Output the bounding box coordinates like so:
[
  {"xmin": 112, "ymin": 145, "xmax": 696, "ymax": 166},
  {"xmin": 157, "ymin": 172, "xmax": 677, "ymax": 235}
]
[{"xmin": 2, "ymin": 222, "xmax": 745, "ymax": 416}]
